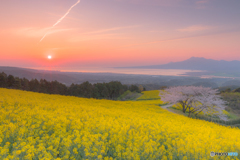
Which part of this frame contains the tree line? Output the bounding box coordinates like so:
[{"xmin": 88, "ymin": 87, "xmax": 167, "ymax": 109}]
[{"xmin": 0, "ymin": 72, "xmax": 141, "ymax": 100}]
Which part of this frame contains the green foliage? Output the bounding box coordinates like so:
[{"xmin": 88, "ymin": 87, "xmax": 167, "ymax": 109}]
[
  {"xmin": 68, "ymin": 81, "xmax": 128, "ymax": 99},
  {"xmin": 129, "ymin": 85, "xmax": 141, "ymax": 93},
  {"xmin": 0, "ymin": 72, "xmax": 7, "ymax": 87},
  {"xmin": 7, "ymin": 75, "xmax": 15, "ymax": 88},
  {"xmin": 221, "ymin": 92, "xmax": 240, "ymax": 114},
  {"xmin": 0, "ymin": 73, "xmax": 142, "ymax": 100},
  {"xmin": 117, "ymin": 90, "xmax": 142, "ymax": 101},
  {"xmin": 220, "ymin": 88, "xmax": 231, "ymax": 93},
  {"xmin": 29, "ymin": 79, "xmax": 40, "ymax": 92},
  {"xmin": 192, "ymin": 114, "xmax": 240, "ymax": 127},
  {"xmin": 157, "ymin": 103, "xmax": 168, "ymax": 106},
  {"xmin": 234, "ymin": 87, "xmax": 240, "ymax": 93}
]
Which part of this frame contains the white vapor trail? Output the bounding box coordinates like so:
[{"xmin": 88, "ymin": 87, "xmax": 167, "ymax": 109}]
[{"xmin": 39, "ymin": 0, "xmax": 81, "ymax": 42}]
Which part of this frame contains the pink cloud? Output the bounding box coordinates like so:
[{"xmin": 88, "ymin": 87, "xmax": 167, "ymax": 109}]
[
  {"xmin": 196, "ymin": 0, "xmax": 208, "ymax": 4},
  {"xmin": 177, "ymin": 25, "xmax": 213, "ymax": 32},
  {"xmin": 12, "ymin": 27, "xmax": 74, "ymax": 38},
  {"xmin": 82, "ymin": 25, "xmax": 139, "ymax": 35}
]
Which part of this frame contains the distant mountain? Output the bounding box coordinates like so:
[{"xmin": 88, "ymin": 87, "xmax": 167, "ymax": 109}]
[
  {"xmin": 191, "ymin": 82, "xmax": 218, "ymax": 88},
  {"xmin": 127, "ymin": 57, "xmax": 240, "ymax": 71},
  {"xmin": 222, "ymin": 80, "xmax": 240, "ymax": 87}
]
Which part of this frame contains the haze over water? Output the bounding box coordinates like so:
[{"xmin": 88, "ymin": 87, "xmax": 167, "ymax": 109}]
[{"xmin": 29, "ymin": 67, "xmax": 202, "ymax": 76}]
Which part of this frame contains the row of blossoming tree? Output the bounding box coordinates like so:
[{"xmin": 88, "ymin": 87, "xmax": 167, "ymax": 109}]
[{"xmin": 160, "ymin": 86, "xmax": 227, "ymax": 120}]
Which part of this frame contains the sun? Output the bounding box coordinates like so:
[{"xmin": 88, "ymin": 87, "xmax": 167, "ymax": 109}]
[{"xmin": 48, "ymin": 55, "xmax": 52, "ymax": 59}]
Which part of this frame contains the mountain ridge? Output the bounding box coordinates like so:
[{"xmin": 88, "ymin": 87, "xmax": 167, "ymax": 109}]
[{"xmin": 124, "ymin": 57, "xmax": 240, "ymax": 71}]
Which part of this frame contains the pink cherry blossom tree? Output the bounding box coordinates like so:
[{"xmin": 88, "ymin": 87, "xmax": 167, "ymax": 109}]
[{"xmin": 160, "ymin": 86, "xmax": 226, "ymax": 118}]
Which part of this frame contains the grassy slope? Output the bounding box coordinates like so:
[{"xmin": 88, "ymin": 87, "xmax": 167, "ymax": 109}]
[
  {"xmin": 117, "ymin": 90, "xmax": 142, "ymax": 101},
  {"xmin": 221, "ymin": 92, "xmax": 240, "ymax": 114},
  {"xmin": 0, "ymin": 88, "xmax": 239, "ymax": 159},
  {"xmin": 136, "ymin": 90, "xmax": 161, "ymax": 100}
]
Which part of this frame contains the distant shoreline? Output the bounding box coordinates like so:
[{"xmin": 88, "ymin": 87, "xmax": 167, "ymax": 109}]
[{"xmin": 27, "ymin": 67, "xmax": 203, "ymax": 77}]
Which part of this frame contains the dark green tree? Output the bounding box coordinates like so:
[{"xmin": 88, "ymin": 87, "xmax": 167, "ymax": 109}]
[
  {"xmin": 92, "ymin": 86, "xmax": 100, "ymax": 98},
  {"xmin": 21, "ymin": 78, "xmax": 30, "ymax": 90},
  {"xmin": 106, "ymin": 81, "xmax": 127, "ymax": 99},
  {"xmin": 0, "ymin": 72, "xmax": 7, "ymax": 87},
  {"xmin": 7, "ymin": 75, "xmax": 15, "ymax": 88},
  {"xmin": 29, "ymin": 79, "xmax": 40, "ymax": 92},
  {"xmin": 94, "ymin": 83, "xmax": 109, "ymax": 98},
  {"xmin": 234, "ymin": 88, "xmax": 240, "ymax": 93},
  {"xmin": 39, "ymin": 79, "xmax": 48, "ymax": 93},
  {"xmin": 79, "ymin": 81, "xmax": 93, "ymax": 98},
  {"xmin": 68, "ymin": 83, "xmax": 78, "ymax": 96},
  {"xmin": 13, "ymin": 77, "xmax": 22, "ymax": 89},
  {"xmin": 129, "ymin": 84, "xmax": 140, "ymax": 93}
]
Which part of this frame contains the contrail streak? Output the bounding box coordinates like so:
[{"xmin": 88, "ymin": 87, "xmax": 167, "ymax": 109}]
[
  {"xmin": 39, "ymin": 0, "xmax": 81, "ymax": 42},
  {"xmin": 39, "ymin": 33, "xmax": 48, "ymax": 42}
]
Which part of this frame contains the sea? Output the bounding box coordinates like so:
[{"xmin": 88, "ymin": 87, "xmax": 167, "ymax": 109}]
[{"xmin": 29, "ymin": 67, "xmax": 202, "ymax": 76}]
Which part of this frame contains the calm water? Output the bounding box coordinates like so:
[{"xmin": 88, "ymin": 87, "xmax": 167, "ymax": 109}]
[{"xmin": 30, "ymin": 67, "xmax": 202, "ymax": 76}]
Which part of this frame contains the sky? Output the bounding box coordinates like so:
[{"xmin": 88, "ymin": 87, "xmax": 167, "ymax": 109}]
[{"xmin": 0, "ymin": 0, "xmax": 240, "ymax": 69}]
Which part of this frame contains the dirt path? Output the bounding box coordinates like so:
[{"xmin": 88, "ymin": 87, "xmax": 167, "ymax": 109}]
[
  {"xmin": 159, "ymin": 104, "xmax": 183, "ymax": 116},
  {"xmin": 160, "ymin": 103, "xmax": 174, "ymax": 109},
  {"xmin": 159, "ymin": 103, "xmax": 228, "ymax": 121}
]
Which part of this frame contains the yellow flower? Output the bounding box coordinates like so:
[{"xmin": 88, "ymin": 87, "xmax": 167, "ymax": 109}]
[
  {"xmin": 98, "ymin": 155, "xmax": 103, "ymax": 160},
  {"xmin": 182, "ymin": 156, "xmax": 188, "ymax": 160},
  {"xmin": 0, "ymin": 88, "xmax": 239, "ymax": 160},
  {"xmin": 16, "ymin": 150, "xmax": 21, "ymax": 155},
  {"xmin": 73, "ymin": 148, "xmax": 78, "ymax": 154}
]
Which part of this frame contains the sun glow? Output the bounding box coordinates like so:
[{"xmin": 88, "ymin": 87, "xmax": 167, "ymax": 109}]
[{"xmin": 48, "ymin": 55, "xmax": 52, "ymax": 59}]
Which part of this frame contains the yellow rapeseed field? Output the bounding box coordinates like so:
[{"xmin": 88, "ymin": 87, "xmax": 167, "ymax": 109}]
[
  {"xmin": 0, "ymin": 88, "xmax": 239, "ymax": 160},
  {"xmin": 136, "ymin": 90, "xmax": 160, "ymax": 100}
]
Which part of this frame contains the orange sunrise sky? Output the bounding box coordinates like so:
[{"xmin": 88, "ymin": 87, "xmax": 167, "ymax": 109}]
[{"xmin": 0, "ymin": 0, "xmax": 240, "ymax": 69}]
